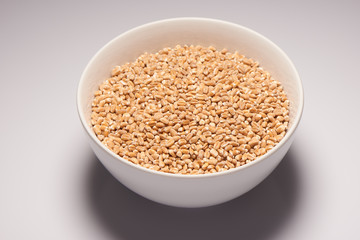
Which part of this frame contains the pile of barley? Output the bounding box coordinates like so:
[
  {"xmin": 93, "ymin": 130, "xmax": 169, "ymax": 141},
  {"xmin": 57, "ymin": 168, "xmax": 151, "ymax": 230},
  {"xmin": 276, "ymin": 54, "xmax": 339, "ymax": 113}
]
[{"xmin": 91, "ymin": 45, "xmax": 289, "ymax": 174}]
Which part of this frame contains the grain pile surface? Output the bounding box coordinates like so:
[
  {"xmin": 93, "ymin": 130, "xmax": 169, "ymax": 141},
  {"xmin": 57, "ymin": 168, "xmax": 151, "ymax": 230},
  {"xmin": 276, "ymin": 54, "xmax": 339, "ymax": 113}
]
[{"xmin": 91, "ymin": 45, "xmax": 289, "ymax": 174}]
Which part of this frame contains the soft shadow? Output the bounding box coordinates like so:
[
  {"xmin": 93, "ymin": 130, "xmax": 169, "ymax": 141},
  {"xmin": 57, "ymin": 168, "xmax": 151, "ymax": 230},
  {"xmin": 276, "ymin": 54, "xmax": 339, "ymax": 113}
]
[{"xmin": 86, "ymin": 148, "xmax": 300, "ymax": 240}]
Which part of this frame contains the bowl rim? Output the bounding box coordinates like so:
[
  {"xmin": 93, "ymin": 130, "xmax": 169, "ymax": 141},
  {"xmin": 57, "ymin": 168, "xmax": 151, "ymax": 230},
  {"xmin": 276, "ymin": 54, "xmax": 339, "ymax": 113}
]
[{"xmin": 77, "ymin": 17, "xmax": 304, "ymax": 179}]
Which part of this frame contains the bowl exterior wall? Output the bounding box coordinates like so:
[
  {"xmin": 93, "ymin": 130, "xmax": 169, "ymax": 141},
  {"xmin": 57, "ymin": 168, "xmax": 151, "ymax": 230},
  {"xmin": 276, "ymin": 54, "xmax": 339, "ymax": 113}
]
[{"xmin": 87, "ymin": 129, "xmax": 295, "ymax": 207}]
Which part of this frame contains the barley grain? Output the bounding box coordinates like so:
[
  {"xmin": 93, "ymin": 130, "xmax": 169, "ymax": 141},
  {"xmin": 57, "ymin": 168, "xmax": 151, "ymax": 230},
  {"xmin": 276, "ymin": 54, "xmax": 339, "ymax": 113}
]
[{"xmin": 91, "ymin": 45, "xmax": 290, "ymax": 174}]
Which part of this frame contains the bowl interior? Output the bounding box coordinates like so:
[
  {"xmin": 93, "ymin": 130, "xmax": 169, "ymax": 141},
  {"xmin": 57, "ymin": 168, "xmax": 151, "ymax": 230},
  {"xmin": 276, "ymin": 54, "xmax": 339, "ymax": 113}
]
[{"xmin": 78, "ymin": 18, "xmax": 302, "ymax": 162}]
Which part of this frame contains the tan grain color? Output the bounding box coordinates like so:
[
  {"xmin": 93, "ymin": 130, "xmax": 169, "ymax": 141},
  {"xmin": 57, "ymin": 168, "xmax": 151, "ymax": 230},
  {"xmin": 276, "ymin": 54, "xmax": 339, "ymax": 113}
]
[{"xmin": 91, "ymin": 45, "xmax": 290, "ymax": 174}]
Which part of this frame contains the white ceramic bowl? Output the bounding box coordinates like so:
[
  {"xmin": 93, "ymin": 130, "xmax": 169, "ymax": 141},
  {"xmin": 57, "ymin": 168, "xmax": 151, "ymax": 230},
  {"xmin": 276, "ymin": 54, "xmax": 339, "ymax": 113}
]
[{"xmin": 77, "ymin": 18, "xmax": 303, "ymax": 208}]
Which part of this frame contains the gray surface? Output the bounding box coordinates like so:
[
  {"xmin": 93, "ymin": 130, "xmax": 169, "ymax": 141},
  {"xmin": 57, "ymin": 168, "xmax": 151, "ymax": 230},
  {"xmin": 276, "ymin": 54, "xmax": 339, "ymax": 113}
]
[{"xmin": 1, "ymin": 0, "xmax": 359, "ymax": 239}]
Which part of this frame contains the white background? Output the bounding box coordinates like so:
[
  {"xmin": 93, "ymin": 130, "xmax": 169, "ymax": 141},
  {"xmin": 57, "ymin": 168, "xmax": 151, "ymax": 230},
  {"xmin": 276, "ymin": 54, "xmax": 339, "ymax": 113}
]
[{"xmin": 1, "ymin": 1, "xmax": 359, "ymax": 239}]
